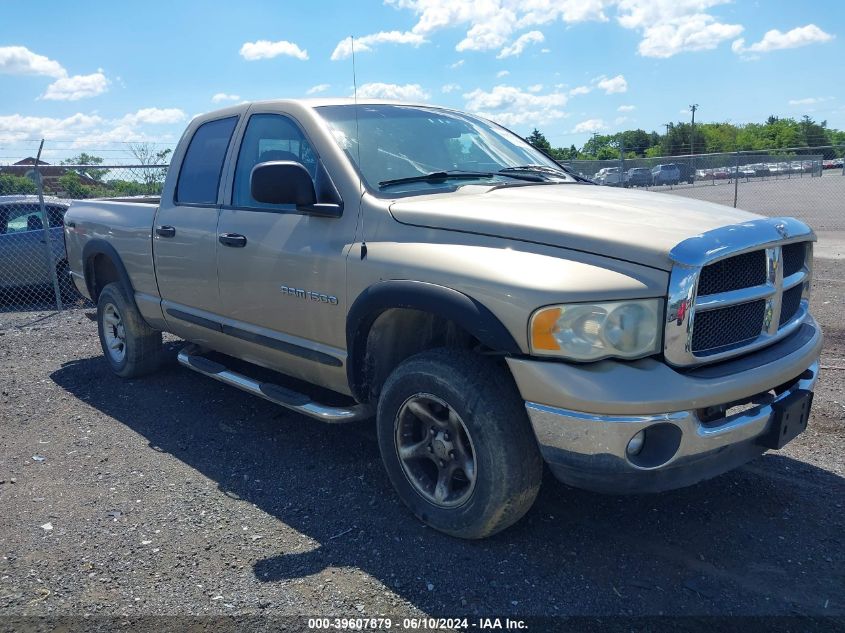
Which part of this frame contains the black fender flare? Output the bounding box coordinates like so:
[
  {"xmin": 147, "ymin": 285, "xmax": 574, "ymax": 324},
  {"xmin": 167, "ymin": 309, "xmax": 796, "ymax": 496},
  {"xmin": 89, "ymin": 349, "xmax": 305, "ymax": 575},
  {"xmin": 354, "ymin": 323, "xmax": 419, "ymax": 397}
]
[
  {"xmin": 81, "ymin": 239, "xmax": 137, "ymax": 306},
  {"xmin": 345, "ymin": 280, "xmax": 521, "ymax": 401}
]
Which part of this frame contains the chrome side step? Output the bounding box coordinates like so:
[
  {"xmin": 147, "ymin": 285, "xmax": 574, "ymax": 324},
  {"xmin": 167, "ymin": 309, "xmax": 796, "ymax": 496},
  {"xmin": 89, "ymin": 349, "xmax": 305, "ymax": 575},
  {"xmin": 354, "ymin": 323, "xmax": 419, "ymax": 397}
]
[{"xmin": 177, "ymin": 346, "xmax": 372, "ymax": 423}]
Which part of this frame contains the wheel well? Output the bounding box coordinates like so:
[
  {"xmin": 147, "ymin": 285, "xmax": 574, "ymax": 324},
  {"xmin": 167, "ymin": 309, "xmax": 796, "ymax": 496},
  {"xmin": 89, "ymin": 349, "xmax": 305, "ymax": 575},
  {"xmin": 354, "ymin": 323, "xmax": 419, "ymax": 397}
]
[
  {"xmin": 358, "ymin": 308, "xmax": 480, "ymax": 403},
  {"xmin": 86, "ymin": 253, "xmax": 121, "ymax": 302}
]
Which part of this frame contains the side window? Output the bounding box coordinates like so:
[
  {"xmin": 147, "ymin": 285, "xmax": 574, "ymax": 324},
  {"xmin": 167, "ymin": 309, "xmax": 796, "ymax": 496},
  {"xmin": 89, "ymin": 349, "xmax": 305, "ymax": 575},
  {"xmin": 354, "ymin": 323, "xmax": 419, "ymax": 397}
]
[
  {"xmin": 233, "ymin": 114, "xmax": 318, "ymax": 209},
  {"xmin": 176, "ymin": 116, "xmax": 238, "ymax": 205},
  {"xmin": 2, "ymin": 205, "xmax": 62, "ymax": 233}
]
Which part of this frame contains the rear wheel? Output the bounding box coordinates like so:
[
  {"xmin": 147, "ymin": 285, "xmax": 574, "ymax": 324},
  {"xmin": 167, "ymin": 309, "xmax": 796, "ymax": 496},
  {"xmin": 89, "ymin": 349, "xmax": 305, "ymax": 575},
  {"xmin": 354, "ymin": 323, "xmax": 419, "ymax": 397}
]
[
  {"xmin": 97, "ymin": 282, "xmax": 162, "ymax": 378},
  {"xmin": 377, "ymin": 348, "xmax": 543, "ymax": 539}
]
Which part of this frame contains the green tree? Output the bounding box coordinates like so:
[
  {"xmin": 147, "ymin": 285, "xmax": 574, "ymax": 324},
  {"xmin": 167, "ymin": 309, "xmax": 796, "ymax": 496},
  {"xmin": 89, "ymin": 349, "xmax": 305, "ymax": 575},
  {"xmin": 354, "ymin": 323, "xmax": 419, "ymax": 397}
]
[
  {"xmin": 525, "ymin": 129, "xmax": 553, "ymax": 155},
  {"xmin": 62, "ymin": 153, "xmax": 107, "ymax": 182},
  {"xmin": 0, "ymin": 173, "xmax": 37, "ymax": 195},
  {"xmin": 129, "ymin": 143, "xmax": 172, "ymax": 193},
  {"xmin": 57, "ymin": 171, "xmax": 88, "ymax": 198}
]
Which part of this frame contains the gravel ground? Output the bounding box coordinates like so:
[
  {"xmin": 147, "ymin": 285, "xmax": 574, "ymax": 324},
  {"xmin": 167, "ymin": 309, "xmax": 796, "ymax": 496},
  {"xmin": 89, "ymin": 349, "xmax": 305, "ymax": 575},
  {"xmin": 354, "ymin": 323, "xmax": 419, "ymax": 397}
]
[{"xmin": 0, "ymin": 260, "xmax": 843, "ymax": 623}]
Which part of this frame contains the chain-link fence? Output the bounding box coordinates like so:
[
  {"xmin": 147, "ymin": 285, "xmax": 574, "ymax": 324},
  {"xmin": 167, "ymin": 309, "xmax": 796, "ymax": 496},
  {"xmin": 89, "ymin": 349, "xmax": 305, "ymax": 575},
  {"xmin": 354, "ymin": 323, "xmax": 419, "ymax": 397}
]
[
  {"xmin": 0, "ymin": 140, "xmax": 170, "ymax": 329},
  {"xmin": 562, "ymin": 145, "xmax": 845, "ymax": 235}
]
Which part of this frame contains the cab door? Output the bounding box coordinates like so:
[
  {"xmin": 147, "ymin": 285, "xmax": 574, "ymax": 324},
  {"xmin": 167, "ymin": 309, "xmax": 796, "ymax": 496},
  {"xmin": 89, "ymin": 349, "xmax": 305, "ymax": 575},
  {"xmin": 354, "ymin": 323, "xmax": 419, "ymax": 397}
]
[
  {"xmin": 215, "ymin": 110, "xmax": 354, "ymax": 390},
  {"xmin": 153, "ymin": 115, "xmax": 238, "ymax": 338}
]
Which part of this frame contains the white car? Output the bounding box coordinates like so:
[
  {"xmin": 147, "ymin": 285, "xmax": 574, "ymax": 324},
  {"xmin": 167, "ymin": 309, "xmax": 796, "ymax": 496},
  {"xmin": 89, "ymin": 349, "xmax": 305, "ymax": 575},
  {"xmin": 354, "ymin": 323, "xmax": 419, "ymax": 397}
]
[{"xmin": 593, "ymin": 167, "xmax": 624, "ymax": 186}]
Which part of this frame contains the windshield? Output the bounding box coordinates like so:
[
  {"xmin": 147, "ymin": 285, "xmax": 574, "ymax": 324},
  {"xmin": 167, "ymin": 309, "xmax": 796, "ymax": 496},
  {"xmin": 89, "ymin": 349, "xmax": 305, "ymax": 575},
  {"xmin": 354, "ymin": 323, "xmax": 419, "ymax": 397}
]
[{"xmin": 316, "ymin": 104, "xmax": 572, "ymax": 195}]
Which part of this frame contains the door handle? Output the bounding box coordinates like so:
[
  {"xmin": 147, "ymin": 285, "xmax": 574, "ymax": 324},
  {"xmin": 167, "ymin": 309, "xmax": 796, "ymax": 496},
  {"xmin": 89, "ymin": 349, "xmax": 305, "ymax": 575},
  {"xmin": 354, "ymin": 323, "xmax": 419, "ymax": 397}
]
[
  {"xmin": 218, "ymin": 233, "xmax": 247, "ymax": 248},
  {"xmin": 155, "ymin": 225, "xmax": 176, "ymax": 238}
]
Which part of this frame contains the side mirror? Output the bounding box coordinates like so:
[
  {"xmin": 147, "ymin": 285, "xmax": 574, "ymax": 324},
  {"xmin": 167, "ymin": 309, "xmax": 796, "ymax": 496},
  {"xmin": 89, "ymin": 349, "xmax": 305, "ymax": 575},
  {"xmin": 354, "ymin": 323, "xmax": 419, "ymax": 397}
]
[
  {"xmin": 251, "ymin": 161, "xmax": 315, "ymax": 206},
  {"xmin": 250, "ymin": 161, "xmax": 343, "ymax": 218}
]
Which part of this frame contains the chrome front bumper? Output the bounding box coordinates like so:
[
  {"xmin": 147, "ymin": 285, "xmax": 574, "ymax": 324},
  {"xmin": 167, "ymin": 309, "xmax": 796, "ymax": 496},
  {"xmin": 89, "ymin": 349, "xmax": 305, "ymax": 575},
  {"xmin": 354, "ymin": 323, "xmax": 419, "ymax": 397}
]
[{"xmin": 516, "ymin": 321, "xmax": 822, "ymax": 494}]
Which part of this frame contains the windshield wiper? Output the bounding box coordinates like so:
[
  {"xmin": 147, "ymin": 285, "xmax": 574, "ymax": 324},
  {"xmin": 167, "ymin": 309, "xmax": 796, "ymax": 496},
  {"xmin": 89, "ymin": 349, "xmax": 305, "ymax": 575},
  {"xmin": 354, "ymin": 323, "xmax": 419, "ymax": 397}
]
[
  {"xmin": 378, "ymin": 170, "xmax": 541, "ymax": 188},
  {"xmin": 500, "ymin": 165, "xmax": 567, "ymax": 176},
  {"xmin": 500, "ymin": 164, "xmax": 593, "ymax": 184}
]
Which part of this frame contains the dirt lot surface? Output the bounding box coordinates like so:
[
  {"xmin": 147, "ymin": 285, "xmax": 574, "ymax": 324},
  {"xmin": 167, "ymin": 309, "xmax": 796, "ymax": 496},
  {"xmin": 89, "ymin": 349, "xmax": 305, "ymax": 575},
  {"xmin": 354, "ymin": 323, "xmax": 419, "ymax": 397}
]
[{"xmin": 0, "ymin": 260, "xmax": 843, "ymax": 624}]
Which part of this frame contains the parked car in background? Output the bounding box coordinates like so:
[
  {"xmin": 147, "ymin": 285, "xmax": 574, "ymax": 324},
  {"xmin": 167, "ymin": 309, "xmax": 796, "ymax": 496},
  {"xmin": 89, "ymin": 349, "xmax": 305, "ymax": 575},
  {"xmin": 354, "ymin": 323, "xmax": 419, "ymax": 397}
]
[
  {"xmin": 712, "ymin": 167, "xmax": 730, "ymax": 180},
  {"xmin": 593, "ymin": 167, "xmax": 624, "ymax": 186},
  {"xmin": 670, "ymin": 163, "xmax": 695, "ymax": 184},
  {"xmin": 651, "ymin": 163, "xmax": 680, "ymax": 185},
  {"xmin": 625, "ymin": 167, "xmax": 652, "ymax": 187},
  {"xmin": 0, "ymin": 195, "xmax": 73, "ymax": 298},
  {"xmin": 733, "ymin": 166, "xmax": 756, "ymax": 179}
]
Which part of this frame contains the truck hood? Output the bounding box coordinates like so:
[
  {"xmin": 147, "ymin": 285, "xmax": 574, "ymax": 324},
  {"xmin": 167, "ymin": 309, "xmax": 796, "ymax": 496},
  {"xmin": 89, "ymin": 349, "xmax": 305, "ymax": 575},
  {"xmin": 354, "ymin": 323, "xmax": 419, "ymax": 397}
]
[{"xmin": 389, "ymin": 184, "xmax": 761, "ymax": 271}]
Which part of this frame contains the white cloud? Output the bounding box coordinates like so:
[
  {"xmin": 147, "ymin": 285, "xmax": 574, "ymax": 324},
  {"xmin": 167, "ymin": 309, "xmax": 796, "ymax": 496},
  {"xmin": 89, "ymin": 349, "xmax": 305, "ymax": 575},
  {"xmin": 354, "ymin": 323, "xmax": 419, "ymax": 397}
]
[
  {"xmin": 569, "ymin": 85, "xmax": 592, "ymax": 96},
  {"xmin": 41, "ymin": 71, "xmax": 109, "ymax": 101},
  {"xmin": 119, "ymin": 108, "xmax": 187, "ymax": 126},
  {"xmin": 788, "ymin": 97, "xmax": 833, "ymax": 106},
  {"xmin": 595, "ymin": 74, "xmax": 627, "ymax": 94},
  {"xmin": 464, "ymin": 84, "xmax": 568, "ymax": 126},
  {"xmin": 0, "ymin": 46, "xmax": 66, "ymax": 78},
  {"xmin": 441, "ymin": 83, "xmax": 461, "ymax": 93},
  {"xmin": 616, "ymin": 0, "xmax": 743, "ymax": 58},
  {"xmin": 0, "ymin": 108, "xmax": 184, "ymax": 146},
  {"xmin": 541, "ymin": 48, "xmax": 551, "ymax": 53},
  {"xmin": 497, "ymin": 30, "xmax": 544, "ymax": 58},
  {"xmin": 240, "ymin": 39, "xmax": 309, "ymax": 61},
  {"xmin": 212, "ymin": 92, "xmax": 241, "ymax": 103},
  {"xmin": 356, "ymin": 82, "xmax": 430, "ymax": 101},
  {"xmin": 732, "ymin": 24, "xmax": 834, "ymax": 56},
  {"xmin": 450, "ymin": 59, "xmax": 465, "ymax": 69},
  {"xmin": 526, "ymin": 84, "xmax": 543, "ymax": 93},
  {"xmin": 614, "ymin": 116, "xmax": 630, "ymax": 125},
  {"xmin": 1, "ymin": 46, "xmax": 110, "ymax": 101},
  {"xmin": 496, "ymin": 69, "xmax": 510, "ymax": 77},
  {"xmin": 617, "ymin": 104, "xmax": 636, "ymax": 111},
  {"xmin": 378, "ymin": 0, "xmax": 742, "ymax": 59},
  {"xmin": 330, "ymin": 31, "xmax": 426, "ymax": 60},
  {"xmin": 0, "ymin": 112, "xmax": 103, "ymax": 142},
  {"xmin": 573, "ymin": 118, "xmax": 606, "ymax": 133},
  {"xmin": 306, "ymin": 84, "xmax": 331, "ymax": 95}
]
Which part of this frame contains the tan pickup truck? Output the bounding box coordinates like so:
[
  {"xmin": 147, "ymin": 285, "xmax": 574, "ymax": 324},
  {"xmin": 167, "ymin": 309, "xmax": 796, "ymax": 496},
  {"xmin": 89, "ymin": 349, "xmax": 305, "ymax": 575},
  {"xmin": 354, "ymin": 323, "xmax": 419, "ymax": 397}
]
[{"xmin": 64, "ymin": 99, "xmax": 822, "ymax": 538}]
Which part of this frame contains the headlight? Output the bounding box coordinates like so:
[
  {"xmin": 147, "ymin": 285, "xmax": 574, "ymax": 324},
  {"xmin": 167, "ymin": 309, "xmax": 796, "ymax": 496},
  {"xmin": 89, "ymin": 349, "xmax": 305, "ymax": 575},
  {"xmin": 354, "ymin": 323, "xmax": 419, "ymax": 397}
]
[{"xmin": 529, "ymin": 299, "xmax": 662, "ymax": 361}]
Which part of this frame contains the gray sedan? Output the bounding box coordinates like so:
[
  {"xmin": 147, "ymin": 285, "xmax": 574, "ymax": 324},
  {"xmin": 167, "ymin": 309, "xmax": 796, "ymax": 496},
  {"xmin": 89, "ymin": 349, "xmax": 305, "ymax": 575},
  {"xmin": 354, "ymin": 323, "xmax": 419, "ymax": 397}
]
[{"xmin": 0, "ymin": 195, "xmax": 72, "ymax": 298}]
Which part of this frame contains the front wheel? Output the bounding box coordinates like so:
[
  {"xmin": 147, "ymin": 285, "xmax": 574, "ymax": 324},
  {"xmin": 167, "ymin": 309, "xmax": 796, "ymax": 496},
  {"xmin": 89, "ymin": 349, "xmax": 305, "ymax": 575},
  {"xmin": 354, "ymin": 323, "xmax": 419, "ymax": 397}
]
[
  {"xmin": 376, "ymin": 349, "xmax": 543, "ymax": 539},
  {"xmin": 97, "ymin": 282, "xmax": 162, "ymax": 378}
]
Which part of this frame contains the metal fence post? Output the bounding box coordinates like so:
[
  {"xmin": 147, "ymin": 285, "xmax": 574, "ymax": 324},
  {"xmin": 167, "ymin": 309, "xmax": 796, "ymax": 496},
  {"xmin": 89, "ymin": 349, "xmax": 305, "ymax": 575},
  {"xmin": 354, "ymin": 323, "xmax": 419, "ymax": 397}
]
[
  {"xmin": 34, "ymin": 139, "xmax": 63, "ymax": 311},
  {"xmin": 733, "ymin": 150, "xmax": 740, "ymax": 208},
  {"xmin": 619, "ymin": 141, "xmax": 625, "ymax": 187}
]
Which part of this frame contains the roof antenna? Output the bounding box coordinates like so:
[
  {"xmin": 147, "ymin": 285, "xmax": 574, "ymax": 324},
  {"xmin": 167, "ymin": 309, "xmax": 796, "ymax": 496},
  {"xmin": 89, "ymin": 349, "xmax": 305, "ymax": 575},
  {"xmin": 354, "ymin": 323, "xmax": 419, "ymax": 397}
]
[{"xmin": 352, "ymin": 35, "xmax": 367, "ymax": 260}]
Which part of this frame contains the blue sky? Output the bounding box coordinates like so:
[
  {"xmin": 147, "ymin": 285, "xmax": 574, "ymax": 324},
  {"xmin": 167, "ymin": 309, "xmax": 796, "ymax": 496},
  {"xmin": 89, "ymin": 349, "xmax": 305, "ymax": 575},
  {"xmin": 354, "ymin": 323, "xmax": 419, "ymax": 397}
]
[{"xmin": 1, "ymin": 0, "xmax": 842, "ymax": 162}]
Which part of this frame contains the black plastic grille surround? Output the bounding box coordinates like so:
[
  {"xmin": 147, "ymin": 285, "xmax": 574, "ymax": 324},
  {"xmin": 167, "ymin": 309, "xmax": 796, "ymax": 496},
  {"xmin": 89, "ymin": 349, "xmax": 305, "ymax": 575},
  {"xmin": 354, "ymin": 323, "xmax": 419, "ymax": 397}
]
[
  {"xmin": 779, "ymin": 284, "xmax": 803, "ymax": 326},
  {"xmin": 697, "ymin": 249, "xmax": 767, "ymax": 296},
  {"xmin": 782, "ymin": 242, "xmax": 807, "ymax": 278},
  {"xmin": 691, "ymin": 300, "xmax": 767, "ymax": 353}
]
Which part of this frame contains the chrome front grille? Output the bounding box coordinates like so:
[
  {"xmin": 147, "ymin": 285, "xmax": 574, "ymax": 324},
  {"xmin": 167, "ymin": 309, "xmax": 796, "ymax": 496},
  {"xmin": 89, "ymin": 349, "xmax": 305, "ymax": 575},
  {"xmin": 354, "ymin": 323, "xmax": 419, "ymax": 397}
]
[
  {"xmin": 691, "ymin": 299, "xmax": 767, "ymax": 352},
  {"xmin": 697, "ymin": 250, "xmax": 767, "ymax": 295},
  {"xmin": 664, "ymin": 217, "xmax": 814, "ymax": 367}
]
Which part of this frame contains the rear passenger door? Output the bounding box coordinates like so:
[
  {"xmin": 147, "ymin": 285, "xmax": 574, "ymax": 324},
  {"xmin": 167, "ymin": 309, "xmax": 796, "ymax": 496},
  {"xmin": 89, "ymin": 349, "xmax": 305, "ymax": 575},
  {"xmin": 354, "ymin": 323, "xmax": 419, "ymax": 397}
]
[{"xmin": 153, "ymin": 115, "xmax": 238, "ymax": 332}]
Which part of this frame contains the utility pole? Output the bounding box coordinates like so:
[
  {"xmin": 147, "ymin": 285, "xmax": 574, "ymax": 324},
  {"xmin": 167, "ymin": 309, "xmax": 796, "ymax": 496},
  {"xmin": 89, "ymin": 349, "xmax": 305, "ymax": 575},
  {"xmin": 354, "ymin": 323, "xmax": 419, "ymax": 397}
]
[
  {"xmin": 663, "ymin": 123, "xmax": 672, "ymax": 156},
  {"xmin": 689, "ymin": 104, "xmax": 699, "ymax": 184}
]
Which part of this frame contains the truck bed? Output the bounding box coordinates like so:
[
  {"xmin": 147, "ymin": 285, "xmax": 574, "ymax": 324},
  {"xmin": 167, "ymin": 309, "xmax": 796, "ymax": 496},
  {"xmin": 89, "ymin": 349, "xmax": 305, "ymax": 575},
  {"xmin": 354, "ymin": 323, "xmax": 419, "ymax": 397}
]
[{"xmin": 64, "ymin": 199, "xmax": 160, "ymax": 303}]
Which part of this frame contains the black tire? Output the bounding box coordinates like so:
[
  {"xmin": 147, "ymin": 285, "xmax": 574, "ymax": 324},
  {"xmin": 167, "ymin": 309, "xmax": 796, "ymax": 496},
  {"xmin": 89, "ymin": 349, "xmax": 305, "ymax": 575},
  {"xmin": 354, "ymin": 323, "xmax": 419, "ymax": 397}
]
[
  {"xmin": 376, "ymin": 348, "xmax": 543, "ymax": 539},
  {"xmin": 96, "ymin": 282, "xmax": 162, "ymax": 378}
]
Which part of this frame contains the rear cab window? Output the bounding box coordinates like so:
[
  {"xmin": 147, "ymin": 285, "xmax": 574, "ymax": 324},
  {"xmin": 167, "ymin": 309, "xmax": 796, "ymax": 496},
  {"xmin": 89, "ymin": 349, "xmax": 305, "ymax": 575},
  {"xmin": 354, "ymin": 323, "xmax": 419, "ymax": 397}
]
[{"xmin": 176, "ymin": 116, "xmax": 238, "ymax": 205}]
